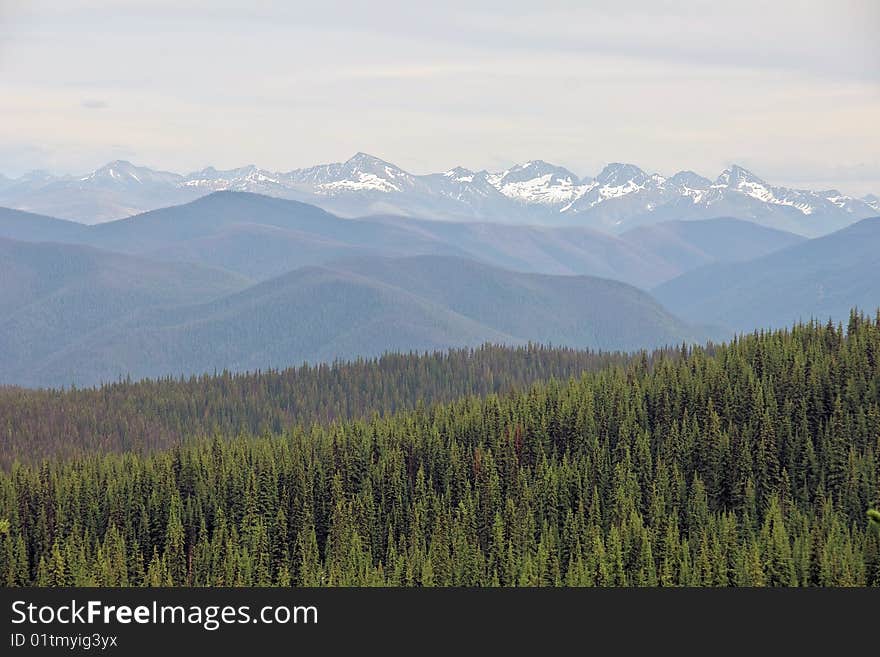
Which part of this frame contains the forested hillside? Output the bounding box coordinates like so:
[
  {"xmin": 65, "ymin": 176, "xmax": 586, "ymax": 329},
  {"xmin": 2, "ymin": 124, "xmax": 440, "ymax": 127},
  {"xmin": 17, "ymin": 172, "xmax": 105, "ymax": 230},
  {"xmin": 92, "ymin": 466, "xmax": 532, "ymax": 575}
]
[
  {"xmin": 1, "ymin": 312, "xmax": 878, "ymax": 586},
  {"xmin": 0, "ymin": 344, "xmax": 635, "ymax": 466}
]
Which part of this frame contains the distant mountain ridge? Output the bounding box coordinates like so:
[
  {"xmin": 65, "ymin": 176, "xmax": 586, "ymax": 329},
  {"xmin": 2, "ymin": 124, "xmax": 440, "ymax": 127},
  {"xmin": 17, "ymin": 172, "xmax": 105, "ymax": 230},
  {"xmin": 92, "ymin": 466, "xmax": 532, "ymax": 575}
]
[
  {"xmin": 2, "ymin": 154, "xmax": 875, "ymax": 235},
  {"xmin": 0, "ymin": 249, "xmax": 710, "ymax": 388},
  {"xmin": 1, "ymin": 191, "xmax": 876, "ymax": 388},
  {"xmin": 0, "ymin": 191, "xmax": 807, "ymax": 288},
  {"xmin": 0, "ymin": 237, "xmax": 250, "ymax": 386},
  {"xmin": 653, "ymin": 217, "xmax": 880, "ymax": 332}
]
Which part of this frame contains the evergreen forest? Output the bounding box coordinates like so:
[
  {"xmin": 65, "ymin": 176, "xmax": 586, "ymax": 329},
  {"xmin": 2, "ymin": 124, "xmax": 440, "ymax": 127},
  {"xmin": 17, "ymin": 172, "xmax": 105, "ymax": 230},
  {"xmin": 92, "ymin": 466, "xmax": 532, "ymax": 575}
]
[{"xmin": 1, "ymin": 313, "xmax": 879, "ymax": 586}]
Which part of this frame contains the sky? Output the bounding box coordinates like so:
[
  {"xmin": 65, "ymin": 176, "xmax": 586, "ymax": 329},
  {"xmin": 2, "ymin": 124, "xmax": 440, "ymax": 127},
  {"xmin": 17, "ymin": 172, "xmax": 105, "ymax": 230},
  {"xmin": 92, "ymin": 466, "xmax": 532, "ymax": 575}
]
[{"xmin": 1, "ymin": 0, "xmax": 879, "ymax": 195}]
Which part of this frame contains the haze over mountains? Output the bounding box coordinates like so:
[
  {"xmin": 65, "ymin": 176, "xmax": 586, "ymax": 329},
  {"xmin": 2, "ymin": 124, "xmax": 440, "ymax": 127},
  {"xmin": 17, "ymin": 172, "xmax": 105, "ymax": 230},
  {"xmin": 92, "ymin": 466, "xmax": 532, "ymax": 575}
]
[
  {"xmin": 0, "ymin": 183, "xmax": 877, "ymax": 388},
  {"xmin": 654, "ymin": 217, "xmax": 880, "ymax": 332},
  {"xmin": 0, "ymin": 237, "xmax": 249, "ymax": 387},
  {"xmin": 0, "ymin": 243, "xmax": 706, "ymax": 388},
  {"xmin": 0, "ymin": 192, "xmax": 806, "ymax": 288},
  {"xmin": 2, "ymin": 154, "xmax": 877, "ymax": 236}
]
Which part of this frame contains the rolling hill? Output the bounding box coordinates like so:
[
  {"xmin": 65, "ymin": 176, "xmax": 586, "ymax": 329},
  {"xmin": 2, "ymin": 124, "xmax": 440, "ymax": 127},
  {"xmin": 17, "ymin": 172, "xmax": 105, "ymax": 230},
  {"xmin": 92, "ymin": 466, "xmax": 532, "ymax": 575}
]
[
  {"xmin": 1, "ymin": 193, "xmax": 809, "ymax": 288},
  {"xmin": 7, "ymin": 255, "xmax": 709, "ymax": 388},
  {"xmin": 365, "ymin": 214, "xmax": 676, "ymax": 287},
  {"xmin": 87, "ymin": 191, "xmax": 464, "ymax": 280},
  {"xmin": 653, "ymin": 217, "xmax": 880, "ymax": 332},
  {"xmin": 0, "ymin": 207, "xmax": 89, "ymax": 243},
  {"xmin": 0, "ymin": 238, "xmax": 251, "ymax": 386},
  {"xmin": 619, "ymin": 217, "xmax": 806, "ymax": 273},
  {"xmin": 324, "ymin": 256, "xmax": 699, "ymax": 348}
]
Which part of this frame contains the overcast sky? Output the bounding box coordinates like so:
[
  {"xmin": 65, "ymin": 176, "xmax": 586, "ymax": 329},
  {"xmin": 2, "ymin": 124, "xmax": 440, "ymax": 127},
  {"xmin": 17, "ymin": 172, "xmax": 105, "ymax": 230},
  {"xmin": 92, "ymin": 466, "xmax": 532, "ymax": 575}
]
[{"xmin": 1, "ymin": 1, "xmax": 878, "ymax": 194}]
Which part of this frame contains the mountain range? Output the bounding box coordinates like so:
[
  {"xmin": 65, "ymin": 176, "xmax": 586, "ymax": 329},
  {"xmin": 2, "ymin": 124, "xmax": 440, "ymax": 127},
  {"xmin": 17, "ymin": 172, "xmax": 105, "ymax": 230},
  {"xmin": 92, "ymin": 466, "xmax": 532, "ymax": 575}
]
[
  {"xmin": 0, "ymin": 189, "xmax": 877, "ymax": 388},
  {"xmin": 0, "ymin": 244, "xmax": 706, "ymax": 388},
  {"xmin": 654, "ymin": 216, "xmax": 880, "ymax": 332},
  {"xmin": 2, "ymin": 154, "xmax": 876, "ymax": 235},
  {"xmin": 0, "ymin": 192, "xmax": 806, "ymax": 288},
  {"xmin": 0, "ymin": 237, "xmax": 249, "ymax": 387}
]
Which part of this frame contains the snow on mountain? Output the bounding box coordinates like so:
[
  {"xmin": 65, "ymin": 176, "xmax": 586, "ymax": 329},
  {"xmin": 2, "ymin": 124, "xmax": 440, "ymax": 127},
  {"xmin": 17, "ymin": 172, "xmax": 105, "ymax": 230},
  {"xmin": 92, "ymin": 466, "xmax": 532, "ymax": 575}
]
[
  {"xmin": 594, "ymin": 163, "xmax": 651, "ymax": 189},
  {"xmin": 443, "ymin": 167, "xmax": 476, "ymax": 184},
  {"xmin": 319, "ymin": 175, "xmax": 398, "ymax": 193},
  {"xmin": 485, "ymin": 161, "xmax": 585, "ymax": 207},
  {"xmin": 592, "ymin": 163, "xmax": 654, "ymax": 201},
  {"xmin": 180, "ymin": 154, "xmax": 418, "ymax": 197},
  {"xmin": 288, "ymin": 153, "xmax": 418, "ymax": 195},
  {"xmin": 79, "ymin": 160, "xmax": 183, "ymax": 187},
  {"xmin": 0, "ymin": 161, "xmax": 198, "ymax": 223},
  {"xmin": 1, "ymin": 154, "xmax": 876, "ymax": 233},
  {"xmin": 667, "ymin": 171, "xmax": 711, "ymax": 203},
  {"xmin": 421, "ymin": 168, "xmax": 516, "ymax": 219},
  {"xmin": 559, "ymin": 163, "xmax": 670, "ymax": 220},
  {"xmin": 182, "ymin": 165, "xmax": 289, "ymax": 195},
  {"xmin": 705, "ymin": 165, "xmax": 876, "ymax": 219},
  {"xmin": 431, "ymin": 168, "xmax": 503, "ymax": 202},
  {"xmin": 707, "ymin": 165, "xmax": 807, "ymax": 210}
]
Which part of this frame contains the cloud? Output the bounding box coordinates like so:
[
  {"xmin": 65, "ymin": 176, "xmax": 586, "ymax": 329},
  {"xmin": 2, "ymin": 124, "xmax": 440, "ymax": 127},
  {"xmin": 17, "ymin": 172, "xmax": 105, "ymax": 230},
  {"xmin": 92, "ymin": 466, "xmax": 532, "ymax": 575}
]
[{"xmin": 0, "ymin": 1, "xmax": 876, "ymax": 195}]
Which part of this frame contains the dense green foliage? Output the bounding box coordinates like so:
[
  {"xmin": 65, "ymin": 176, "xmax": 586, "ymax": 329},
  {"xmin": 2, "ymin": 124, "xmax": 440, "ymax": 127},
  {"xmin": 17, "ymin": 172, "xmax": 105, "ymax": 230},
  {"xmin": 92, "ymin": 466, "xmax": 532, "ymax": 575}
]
[
  {"xmin": 0, "ymin": 344, "xmax": 633, "ymax": 467},
  {"xmin": 1, "ymin": 313, "xmax": 878, "ymax": 586}
]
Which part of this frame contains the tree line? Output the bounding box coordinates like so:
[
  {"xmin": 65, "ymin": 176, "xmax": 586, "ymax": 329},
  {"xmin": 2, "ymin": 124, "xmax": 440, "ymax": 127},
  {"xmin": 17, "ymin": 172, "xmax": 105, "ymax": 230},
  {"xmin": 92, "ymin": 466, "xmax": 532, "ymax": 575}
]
[
  {"xmin": 0, "ymin": 344, "xmax": 640, "ymax": 467},
  {"xmin": 1, "ymin": 311, "xmax": 878, "ymax": 586}
]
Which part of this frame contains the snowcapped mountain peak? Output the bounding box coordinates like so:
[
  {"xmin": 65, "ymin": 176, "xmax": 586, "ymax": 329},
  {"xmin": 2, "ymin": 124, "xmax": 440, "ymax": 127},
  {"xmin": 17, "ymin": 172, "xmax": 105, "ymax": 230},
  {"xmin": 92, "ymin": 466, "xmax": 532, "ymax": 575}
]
[
  {"xmin": 486, "ymin": 160, "xmax": 585, "ymax": 206},
  {"xmin": 710, "ymin": 164, "xmax": 785, "ymax": 206},
  {"xmin": 202, "ymin": 165, "xmax": 259, "ymax": 179},
  {"xmin": 348, "ymin": 151, "xmax": 384, "ymax": 162},
  {"xmin": 667, "ymin": 171, "xmax": 712, "ymax": 203},
  {"xmin": 343, "ymin": 152, "xmax": 400, "ymax": 174},
  {"xmin": 513, "ymin": 159, "xmax": 561, "ymax": 173},
  {"xmin": 669, "ymin": 171, "xmax": 712, "ymax": 188},
  {"xmin": 443, "ymin": 167, "xmax": 476, "ymax": 183},
  {"xmin": 88, "ymin": 160, "xmax": 139, "ymax": 181},
  {"xmin": 301, "ymin": 153, "xmax": 416, "ymax": 195},
  {"xmin": 707, "ymin": 166, "xmax": 849, "ymax": 217},
  {"xmin": 595, "ymin": 163, "xmax": 648, "ymax": 187},
  {"xmin": 499, "ymin": 160, "xmax": 579, "ymax": 184},
  {"xmin": 551, "ymin": 163, "xmax": 663, "ymax": 215},
  {"xmin": 100, "ymin": 159, "xmax": 136, "ymax": 170},
  {"xmin": 181, "ymin": 164, "xmax": 283, "ymax": 192},
  {"xmin": 715, "ymin": 164, "xmax": 766, "ymax": 188},
  {"xmin": 4, "ymin": 154, "xmax": 876, "ymax": 234},
  {"xmin": 80, "ymin": 160, "xmax": 182, "ymax": 186},
  {"xmin": 589, "ymin": 163, "xmax": 651, "ymax": 201}
]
